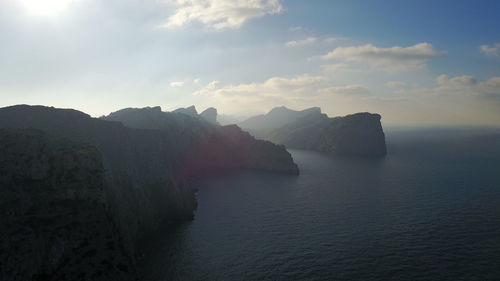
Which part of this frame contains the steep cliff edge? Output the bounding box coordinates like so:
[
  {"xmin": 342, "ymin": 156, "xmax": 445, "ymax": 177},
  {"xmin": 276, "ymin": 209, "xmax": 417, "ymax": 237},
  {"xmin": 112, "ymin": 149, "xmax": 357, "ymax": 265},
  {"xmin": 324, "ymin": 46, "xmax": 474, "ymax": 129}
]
[
  {"xmin": 0, "ymin": 129, "xmax": 136, "ymax": 281},
  {"xmin": 0, "ymin": 105, "xmax": 197, "ymax": 259},
  {"xmin": 0, "ymin": 104, "xmax": 298, "ymax": 279},
  {"xmin": 267, "ymin": 112, "xmax": 387, "ymax": 156},
  {"xmin": 239, "ymin": 106, "xmax": 387, "ymax": 157}
]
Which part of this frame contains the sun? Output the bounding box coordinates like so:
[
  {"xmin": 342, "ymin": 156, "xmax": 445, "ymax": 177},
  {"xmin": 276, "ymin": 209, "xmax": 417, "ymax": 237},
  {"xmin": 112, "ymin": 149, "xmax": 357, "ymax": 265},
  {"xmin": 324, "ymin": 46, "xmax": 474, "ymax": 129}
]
[{"xmin": 20, "ymin": 0, "xmax": 74, "ymax": 16}]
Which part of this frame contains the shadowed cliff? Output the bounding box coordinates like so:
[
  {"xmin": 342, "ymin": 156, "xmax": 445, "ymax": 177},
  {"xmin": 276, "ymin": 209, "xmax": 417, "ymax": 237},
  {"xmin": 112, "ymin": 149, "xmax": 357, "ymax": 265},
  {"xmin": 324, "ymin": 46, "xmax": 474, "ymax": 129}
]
[
  {"xmin": 239, "ymin": 106, "xmax": 387, "ymax": 157},
  {"xmin": 0, "ymin": 104, "xmax": 298, "ymax": 281},
  {"xmin": 103, "ymin": 106, "xmax": 299, "ymax": 176},
  {"xmin": 0, "ymin": 129, "xmax": 135, "ymax": 281}
]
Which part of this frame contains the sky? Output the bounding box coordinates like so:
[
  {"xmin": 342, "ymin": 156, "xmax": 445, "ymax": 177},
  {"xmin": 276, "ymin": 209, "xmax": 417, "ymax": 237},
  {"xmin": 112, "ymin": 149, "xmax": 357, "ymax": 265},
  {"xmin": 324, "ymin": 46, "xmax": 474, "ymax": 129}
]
[{"xmin": 0, "ymin": 0, "xmax": 499, "ymax": 126}]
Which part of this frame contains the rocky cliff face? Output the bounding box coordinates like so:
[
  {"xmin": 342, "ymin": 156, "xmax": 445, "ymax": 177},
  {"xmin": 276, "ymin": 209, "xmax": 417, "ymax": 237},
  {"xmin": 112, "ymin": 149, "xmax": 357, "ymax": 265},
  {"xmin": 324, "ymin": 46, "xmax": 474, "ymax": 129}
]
[
  {"xmin": 0, "ymin": 129, "xmax": 136, "ymax": 281},
  {"xmin": 0, "ymin": 105, "xmax": 298, "ymax": 280},
  {"xmin": 239, "ymin": 106, "xmax": 386, "ymax": 157},
  {"xmin": 102, "ymin": 106, "xmax": 299, "ymax": 176},
  {"xmin": 0, "ymin": 105, "xmax": 197, "ymax": 259},
  {"xmin": 267, "ymin": 112, "xmax": 387, "ymax": 157}
]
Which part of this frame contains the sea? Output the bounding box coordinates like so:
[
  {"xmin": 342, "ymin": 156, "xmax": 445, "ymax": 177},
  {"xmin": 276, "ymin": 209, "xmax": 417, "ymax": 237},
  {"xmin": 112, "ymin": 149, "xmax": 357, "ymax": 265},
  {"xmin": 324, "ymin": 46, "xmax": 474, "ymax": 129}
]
[{"xmin": 139, "ymin": 129, "xmax": 500, "ymax": 281}]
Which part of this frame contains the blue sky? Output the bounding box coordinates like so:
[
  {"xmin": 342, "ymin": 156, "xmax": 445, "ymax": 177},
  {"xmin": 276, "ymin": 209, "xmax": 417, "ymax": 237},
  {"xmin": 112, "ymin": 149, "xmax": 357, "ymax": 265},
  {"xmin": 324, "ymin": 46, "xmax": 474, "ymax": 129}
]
[
  {"xmin": 251, "ymin": 0, "xmax": 500, "ymax": 78},
  {"xmin": 0, "ymin": 0, "xmax": 499, "ymax": 125}
]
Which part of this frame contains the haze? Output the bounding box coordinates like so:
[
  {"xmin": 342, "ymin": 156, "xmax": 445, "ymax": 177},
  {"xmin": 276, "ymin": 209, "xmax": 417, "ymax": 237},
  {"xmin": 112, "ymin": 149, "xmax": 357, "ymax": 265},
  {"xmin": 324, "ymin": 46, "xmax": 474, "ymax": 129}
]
[{"xmin": 0, "ymin": 0, "xmax": 499, "ymax": 126}]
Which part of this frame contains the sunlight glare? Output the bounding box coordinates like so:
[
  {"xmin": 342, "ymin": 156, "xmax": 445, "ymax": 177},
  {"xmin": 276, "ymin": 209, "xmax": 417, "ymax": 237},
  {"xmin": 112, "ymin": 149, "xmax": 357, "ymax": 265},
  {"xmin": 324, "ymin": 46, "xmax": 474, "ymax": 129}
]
[{"xmin": 20, "ymin": 0, "xmax": 74, "ymax": 16}]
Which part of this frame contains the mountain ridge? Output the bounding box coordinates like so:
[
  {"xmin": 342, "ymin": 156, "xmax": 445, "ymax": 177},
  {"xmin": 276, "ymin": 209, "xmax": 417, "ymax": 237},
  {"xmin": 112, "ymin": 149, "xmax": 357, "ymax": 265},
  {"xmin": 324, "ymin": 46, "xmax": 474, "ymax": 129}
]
[
  {"xmin": 239, "ymin": 106, "xmax": 387, "ymax": 157},
  {"xmin": 0, "ymin": 104, "xmax": 298, "ymax": 280}
]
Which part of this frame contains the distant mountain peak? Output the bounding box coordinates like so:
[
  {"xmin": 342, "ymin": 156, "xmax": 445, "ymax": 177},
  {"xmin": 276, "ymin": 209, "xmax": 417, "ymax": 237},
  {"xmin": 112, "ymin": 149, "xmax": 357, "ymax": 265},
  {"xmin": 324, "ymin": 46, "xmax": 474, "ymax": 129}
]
[
  {"xmin": 239, "ymin": 106, "xmax": 324, "ymax": 138},
  {"xmin": 172, "ymin": 105, "xmax": 198, "ymax": 117},
  {"xmin": 200, "ymin": 107, "xmax": 218, "ymax": 124},
  {"xmin": 269, "ymin": 106, "xmax": 320, "ymax": 112}
]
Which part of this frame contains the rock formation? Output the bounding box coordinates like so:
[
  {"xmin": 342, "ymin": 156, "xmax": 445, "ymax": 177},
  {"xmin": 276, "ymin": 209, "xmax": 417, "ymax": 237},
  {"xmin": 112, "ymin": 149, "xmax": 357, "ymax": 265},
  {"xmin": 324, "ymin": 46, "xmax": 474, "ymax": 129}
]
[
  {"xmin": 102, "ymin": 106, "xmax": 299, "ymax": 176},
  {"xmin": 239, "ymin": 106, "xmax": 387, "ymax": 157},
  {"xmin": 239, "ymin": 106, "xmax": 322, "ymax": 139},
  {"xmin": 0, "ymin": 129, "xmax": 135, "ymax": 281},
  {"xmin": 0, "ymin": 104, "xmax": 298, "ymax": 280},
  {"xmin": 171, "ymin": 105, "xmax": 198, "ymax": 117},
  {"xmin": 199, "ymin": 107, "xmax": 218, "ymax": 124},
  {"xmin": 267, "ymin": 112, "xmax": 387, "ymax": 157}
]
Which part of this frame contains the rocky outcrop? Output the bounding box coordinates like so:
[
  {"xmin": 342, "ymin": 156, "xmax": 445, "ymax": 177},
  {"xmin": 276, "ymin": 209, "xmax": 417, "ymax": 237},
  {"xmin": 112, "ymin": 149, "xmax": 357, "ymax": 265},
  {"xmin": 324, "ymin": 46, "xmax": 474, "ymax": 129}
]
[
  {"xmin": 0, "ymin": 104, "xmax": 298, "ymax": 280},
  {"xmin": 239, "ymin": 106, "xmax": 387, "ymax": 157},
  {"xmin": 102, "ymin": 106, "xmax": 299, "ymax": 176},
  {"xmin": 172, "ymin": 105, "xmax": 198, "ymax": 117},
  {"xmin": 267, "ymin": 112, "xmax": 387, "ymax": 157},
  {"xmin": 199, "ymin": 107, "xmax": 218, "ymax": 124},
  {"xmin": 0, "ymin": 129, "xmax": 135, "ymax": 281},
  {"xmin": 0, "ymin": 105, "xmax": 197, "ymax": 259},
  {"xmin": 239, "ymin": 106, "xmax": 322, "ymax": 139}
]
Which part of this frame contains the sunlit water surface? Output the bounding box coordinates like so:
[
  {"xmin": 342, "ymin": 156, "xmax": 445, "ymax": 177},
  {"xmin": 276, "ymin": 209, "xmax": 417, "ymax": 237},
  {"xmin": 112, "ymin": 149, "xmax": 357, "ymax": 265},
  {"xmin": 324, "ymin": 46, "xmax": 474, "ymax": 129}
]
[{"xmin": 140, "ymin": 132, "xmax": 500, "ymax": 281}]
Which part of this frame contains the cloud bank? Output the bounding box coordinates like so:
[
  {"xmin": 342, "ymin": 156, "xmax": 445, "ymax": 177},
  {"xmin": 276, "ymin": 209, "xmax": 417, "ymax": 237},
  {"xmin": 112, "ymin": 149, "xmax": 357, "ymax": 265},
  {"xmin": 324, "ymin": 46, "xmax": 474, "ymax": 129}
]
[
  {"xmin": 479, "ymin": 43, "xmax": 500, "ymax": 58},
  {"xmin": 163, "ymin": 0, "xmax": 283, "ymax": 30},
  {"xmin": 285, "ymin": 37, "xmax": 317, "ymax": 47},
  {"xmin": 322, "ymin": 43, "xmax": 444, "ymax": 72}
]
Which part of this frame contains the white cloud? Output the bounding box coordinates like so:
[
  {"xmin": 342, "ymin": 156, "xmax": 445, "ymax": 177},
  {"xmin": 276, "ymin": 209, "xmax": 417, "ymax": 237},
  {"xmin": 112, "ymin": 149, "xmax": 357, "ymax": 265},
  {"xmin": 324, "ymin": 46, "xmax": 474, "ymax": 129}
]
[
  {"xmin": 436, "ymin": 74, "xmax": 476, "ymax": 88},
  {"xmin": 289, "ymin": 26, "xmax": 303, "ymax": 32},
  {"xmin": 195, "ymin": 75, "xmax": 326, "ymax": 97},
  {"xmin": 479, "ymin": 43, "xmax": 500, "ymax": 58},
  {"xmin": 163, "ymin": 0, "xmax": 283, "ymax": 30},
  {"xmin": 205, "ymin": 80, "xmax": 220, "ymax": 89},
  {"xmin": 323, "ymin": 36, "xmax": 347, "ymax": 43},
  {"xmin": 395, "ymin": 74, "xmax": 500, "ymax": 100},
  {"xmin": 193, "ymin": 80, "xmax": 220, "ymax": 95},
  {"xmin": 263, "ymin": 75, "xmax": 326, "ymax": 89},
  {"xmin": 382, "ymin": 74, "xmax": 500, "ymax": 126},
  {"xmin": 169, "ymin": 81, "xmax": 185, "ymax": 87},
  {"xmin": 385, "ymin": 81, "xmax": 407, "ymax": 88},
  {"xmin": 193, "ymin": 78, "xmax": 201, "ymax": 84},
  {"xmin": 318, "ymin": 85, "xmax": 370, "ymax": 96},
  {"xmin": 322, "ymin": 43, "xmax": 444, "ymax": 72},
  {"xmin": 432, "ymin": 74, "xmax": 500, "ymax": 99},
  {"xmin": 321, "ymin": 63, "xmax": 358, "ymax": 73},
  {"xmin": 192, "ymin": 75, "xmax": 329, "ymax": 112},
  {"xmin": 285, "ymin": 37, "xmax": 317, "ymax": 47}
]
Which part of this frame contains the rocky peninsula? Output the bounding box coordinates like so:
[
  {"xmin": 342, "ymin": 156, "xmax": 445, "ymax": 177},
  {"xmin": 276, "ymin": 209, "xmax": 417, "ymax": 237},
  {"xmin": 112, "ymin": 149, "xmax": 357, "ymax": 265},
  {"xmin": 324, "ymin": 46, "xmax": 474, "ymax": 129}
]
[{"xmin": 239, "ymin": 106, "xmax": 387, "ymax": 157}]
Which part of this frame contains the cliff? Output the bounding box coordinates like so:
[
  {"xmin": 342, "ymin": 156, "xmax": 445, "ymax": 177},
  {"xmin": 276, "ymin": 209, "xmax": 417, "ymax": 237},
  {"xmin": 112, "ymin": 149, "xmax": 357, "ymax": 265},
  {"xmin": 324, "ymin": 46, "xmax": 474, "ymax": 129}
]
[
  {"xmin": 267, "ymin": 112, "xmax": 387, "ymax": 157},
  {"xmin": 0, "ymin": 129, "xmax": 136, "ymax": 281},
  {"xmin": 102, "ymin": 106, "xmax": 299, "ymax": 176},
  {"xmin": 239, "ymin": 106, "xmax": 387, "ymax": 157},
  {"xmin": 0, "ymin": 104, "xmax": 298, "ymax": 280}
]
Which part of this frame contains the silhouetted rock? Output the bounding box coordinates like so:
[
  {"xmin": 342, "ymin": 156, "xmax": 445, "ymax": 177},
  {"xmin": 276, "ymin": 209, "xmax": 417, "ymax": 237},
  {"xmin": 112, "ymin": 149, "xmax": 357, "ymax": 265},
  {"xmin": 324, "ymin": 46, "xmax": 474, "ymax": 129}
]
[
  {"xmin": 239, "ymin": 106, "xmax": 322, "ymax": 138},
  {"xmin": 199, "ymin": 107, "xmax": 218, "ymax": 124},
  {"xmin": 240, "ymin": 106, "xmax": 387, "ymax": 157},
  {"xmin": 102, "ymin": 106, "xmax": 299, "ymax": 176},
  {"xmin": 0, "ymin": 104, "xmax": 298, "ymax": 279},
  {"xmin": 268, "ymin": 112, "xmax": 387, "ymax": 156},
  {"xmin": 0, "ymin": 129, "xmax": 135, "ymax": 281},
  {"xmin": 172, "ymin": 105, "xmax": 198, "ymax": 117}
]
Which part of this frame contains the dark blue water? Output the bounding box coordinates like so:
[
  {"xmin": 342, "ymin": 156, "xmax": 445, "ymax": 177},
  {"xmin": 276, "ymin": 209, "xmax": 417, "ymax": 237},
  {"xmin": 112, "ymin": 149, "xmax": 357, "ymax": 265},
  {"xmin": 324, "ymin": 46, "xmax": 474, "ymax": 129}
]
[{"xmin": 140, "ymin": 131, "xmax": 500, "ymax": 281}]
